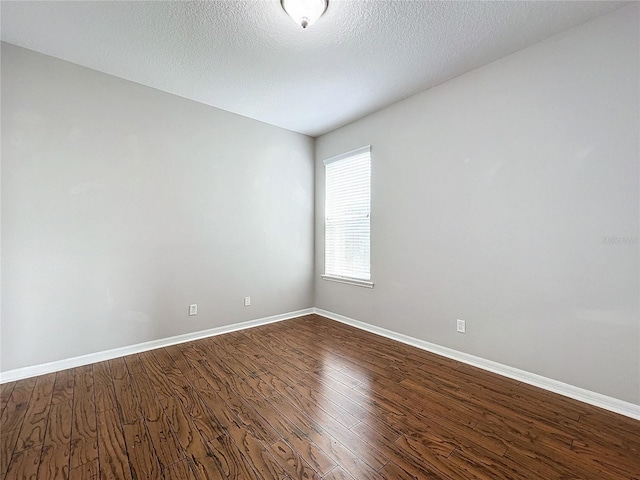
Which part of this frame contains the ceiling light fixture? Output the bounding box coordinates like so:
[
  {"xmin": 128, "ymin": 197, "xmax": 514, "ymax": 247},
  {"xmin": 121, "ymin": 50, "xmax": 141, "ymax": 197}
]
[{"xmin": 281, "ymin": 0, "xmax": 328, "ymax": 29}]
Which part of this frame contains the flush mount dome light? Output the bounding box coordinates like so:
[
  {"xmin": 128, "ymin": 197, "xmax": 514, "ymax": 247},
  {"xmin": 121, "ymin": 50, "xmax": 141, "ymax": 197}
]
[{"xmin": 281, "ymin": 0, "xmax": 328, "ymax": 29}]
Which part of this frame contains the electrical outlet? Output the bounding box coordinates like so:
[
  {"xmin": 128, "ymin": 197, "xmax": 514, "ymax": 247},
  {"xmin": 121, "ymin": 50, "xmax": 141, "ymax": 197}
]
[
  {"xmin": 457, "ymin": 319, "xmax": 466, "ymax": 333},
  {"xmin": 244, "ymin": 296, "xmax": 251, "ymax": 307},
  {"xmin": 189, "ymin": 304, "xmax": 197, "ymax": 316}
]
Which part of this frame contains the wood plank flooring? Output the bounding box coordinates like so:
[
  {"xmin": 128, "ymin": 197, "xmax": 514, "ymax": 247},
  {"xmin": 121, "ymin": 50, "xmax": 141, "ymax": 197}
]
[{"xmin": 1, "ymin": 314, "xmax": 639, "ymax": 479}]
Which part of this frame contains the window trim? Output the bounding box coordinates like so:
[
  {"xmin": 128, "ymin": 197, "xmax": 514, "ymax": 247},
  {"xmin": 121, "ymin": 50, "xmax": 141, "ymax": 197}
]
[
  {"xmin": 323, "ymin": 145, "xmax": 371, "ymax": 166},
  {"xmin": 322, "ymin": 145, "xmax": 373, "ymax": 289},
  {"xmin": 321, "ymin": 274, "xmax": 374, "ymax": 288}
]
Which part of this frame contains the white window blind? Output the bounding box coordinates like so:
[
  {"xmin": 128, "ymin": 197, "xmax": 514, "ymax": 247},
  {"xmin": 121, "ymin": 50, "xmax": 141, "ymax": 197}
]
[{"xmin": 323, "ymin": 146, "xmax": 371, "ymax": 285}]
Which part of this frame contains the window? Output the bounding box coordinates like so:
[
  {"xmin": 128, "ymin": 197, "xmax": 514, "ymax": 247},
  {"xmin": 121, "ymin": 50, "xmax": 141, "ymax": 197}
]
[{"xmin": 322, "ymin": 146, "xmax": 373, "ymax": 288}]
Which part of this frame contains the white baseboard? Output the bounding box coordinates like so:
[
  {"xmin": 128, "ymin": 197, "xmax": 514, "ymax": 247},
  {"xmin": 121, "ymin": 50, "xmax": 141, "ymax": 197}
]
[
  {"xmin": 3, "ymin": 306, "xmax": 638, "ymax": 420},
  {"xmin": 313, "ymin": 308, "xmax": 640, "ymax": 421},
  {"xmin": 0, "ymin": 308, "xmax": 314, "ymax": 384}
]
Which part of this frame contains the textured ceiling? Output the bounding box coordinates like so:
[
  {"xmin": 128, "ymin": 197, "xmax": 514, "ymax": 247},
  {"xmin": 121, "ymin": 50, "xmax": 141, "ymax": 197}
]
[{"xmin": 0, "ymin": 1, "xmax": 629, "ymax": 137}]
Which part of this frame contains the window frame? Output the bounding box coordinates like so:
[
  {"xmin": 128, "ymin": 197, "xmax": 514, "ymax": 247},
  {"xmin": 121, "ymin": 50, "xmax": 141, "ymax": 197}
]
[{"xmin": 321, "ymin": 145, "xmax": 374, "ymax": 289}]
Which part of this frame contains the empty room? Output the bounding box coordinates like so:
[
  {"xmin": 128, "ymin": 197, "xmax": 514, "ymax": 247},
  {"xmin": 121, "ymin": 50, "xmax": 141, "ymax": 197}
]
[{"xmin": 1, "ymin": 1, "xmax": 639, "ymax": 479}]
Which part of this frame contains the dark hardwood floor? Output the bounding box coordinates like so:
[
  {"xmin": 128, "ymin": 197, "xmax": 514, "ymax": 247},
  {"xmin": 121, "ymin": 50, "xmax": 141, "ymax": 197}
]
[{"xmin": 1, "ymin": 314, "xmax": 639, "ymax": 479}]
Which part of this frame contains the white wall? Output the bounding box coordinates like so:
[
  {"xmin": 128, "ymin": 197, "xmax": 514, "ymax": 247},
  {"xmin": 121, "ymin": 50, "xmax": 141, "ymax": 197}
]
[
  {"xmin": 315, "ymin": 6, "xmax": 639, "ymax": 404},
  {"xmin": 1, "ymin": 43, "xmax": 314, "ymax": 372}
]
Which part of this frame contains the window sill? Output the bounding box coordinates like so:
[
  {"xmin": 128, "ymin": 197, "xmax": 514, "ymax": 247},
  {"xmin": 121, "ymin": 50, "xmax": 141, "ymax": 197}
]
[{"xmin": 321, "ymin": 275, "xmax": 374, "ymax": 288}]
